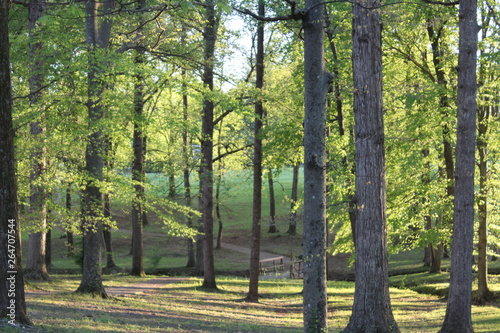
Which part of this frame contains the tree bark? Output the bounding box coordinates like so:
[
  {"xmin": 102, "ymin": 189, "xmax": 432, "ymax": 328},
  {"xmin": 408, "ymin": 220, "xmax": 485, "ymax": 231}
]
[
  {"xmin": 267, "ymin": 169, "xmax": 278, "ymax": 233},
  {"xmin": 302, "ymin": 1, "xmax": 329, "ymax": 331},
  {"xmin": 25, "ymin": 0, "xmax": 49, "ymax": 282},
  {"xmin": 439, "ymin": 0, "xmax": 477, "ymax": 331},
  {"xmin": 130, "ymin": 0, "xmax": 146, "ymax": 276},
  {"xmin": 247, "ymin": 0, "xmax": 265, "ymax": 303},
  {"xmin": 342, "ymin": 0, "xmax": 399, "ymax": 331},
  {"xmin": 0, "ymin": 2, "xmax": 32, "ymax": 324},
  {"xmin": 66, "ymin": 184, "xmax": 74, "ymax": 255},
  {"xmin": 199, "ymin": 0, "xmax": 218, "ymax": 289},
  {"xmin": 287, "ymin": 163, "xmax": 299, "ymax": 235},
  {"xmin": 76, "ymin": 0, "xmax": 113, "ymax": 298},
  {"xmin": 182, "ymin": 68, "xmax": 196, "ymax": 268},
  {"xmin": 103, "ymin": 192, "xmax": 116, "ymax": 269}
]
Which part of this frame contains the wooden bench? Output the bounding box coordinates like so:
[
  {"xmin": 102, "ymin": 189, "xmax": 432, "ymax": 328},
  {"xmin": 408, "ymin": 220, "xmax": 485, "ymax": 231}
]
[{"xmin": 259, "ymin": 256, "xmax": 284, "ymax": 274}]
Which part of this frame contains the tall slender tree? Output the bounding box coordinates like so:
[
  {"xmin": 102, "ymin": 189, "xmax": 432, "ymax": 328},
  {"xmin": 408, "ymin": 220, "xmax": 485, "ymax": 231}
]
[
  {"xmin": 25, "ymin": 0, "xmax": 49, "ymax": 281},
  {"xmin": 199, "ymin": 0, "xmax": 218, "ymax": 289},
  {"xmin": 439, "ymin": 0, "xmax": 477, "ymax": 331},
  {"xmin": 0, "ymin": 0, "xmax": 32, "ymax": 324},
  {"xmin": 76, "ymin": 0, "xmax": 113, "ymax": 297},
  {"xmin": 342, "ymin": 0, "xmax": 399, "ymax": 331},
  {"xmin": 247, "ymin": 0, "xmax": 265, "ymax": 302},
  {"xmin": 130, "ymin": 0, "xmax": 147, "ymax": 277}
]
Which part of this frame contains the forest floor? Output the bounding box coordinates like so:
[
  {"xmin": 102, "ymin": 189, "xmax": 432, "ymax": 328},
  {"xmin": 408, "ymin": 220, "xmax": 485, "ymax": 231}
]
[{"xmin": 13, "ymin": 197, "xmax": 500, "ymax": 332}]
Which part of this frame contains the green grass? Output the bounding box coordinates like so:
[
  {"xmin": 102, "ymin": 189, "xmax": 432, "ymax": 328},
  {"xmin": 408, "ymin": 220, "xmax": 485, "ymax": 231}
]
[{"xmin": 22, "ymin": 276, "xmax": 500, "ymax": 332}]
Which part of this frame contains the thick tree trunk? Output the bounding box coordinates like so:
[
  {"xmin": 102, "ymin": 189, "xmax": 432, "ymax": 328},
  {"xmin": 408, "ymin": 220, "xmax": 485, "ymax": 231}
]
[
  {"xmin": 302, "ymin": 1, "xmax": 329, "ymax": 331},
  {"xmin": 76, "ymin": 0, "xmax": 113, "ymax": 298},
  {"xmin": 247, "ymin": 0, "xmax": 265, "ymax": 302},
  {"xmin": 0, "ymin": 3, "xmax": 32, "ymax": 323},
  {"xmin": 439, "ymin": 1, "xmax": 477, "ymax": 331},
  {"xmin": 25, "ymin": 0, "xmax": 49, "ymax": 282},
  {"xmin": 342, "ymin": 0, "xmax": 399, "ymax": 332},
  {"xmin": 199, "ymin": 0, "xmax": 218, "ymax": 289},
  {"xmin": 267, "ymin": 169, "xmax": 277, "ymax": 233},
  {"xmin": 287, "ymin": 163, "xmax": 299, "ymax": 235}
]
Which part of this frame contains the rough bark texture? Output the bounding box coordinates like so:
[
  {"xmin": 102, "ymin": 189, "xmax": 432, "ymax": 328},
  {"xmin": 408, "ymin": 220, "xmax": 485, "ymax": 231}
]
[
  {"xmin": 103, "ymin": 193, "xmax": 116, "ymax": 269},
  {"xmin": 25, "ymin": 0, "xmax": 49, "ymax": 282},
  {"xmin": 342, "ymin": 0, "xmax": 399, "ymax": 332},
  {"xmin": 476, "ymin": 109, "xmax": 491, "ymax": 303},
  {"xmin": 199, "ymin": 0, "xmax": 217, "ymax": 289},
  {"xmin": 76, "ymin": 0, "xmax": 113, "ymax": 298},
  {"xmin": 130, "ymin": 2, "xmax": 146, "ymax": 276},
  {"xmin": 439, "ymin": 0, "xmax": 477, "ymax": 331},
  {"xmin": 247, "ymin": 0, "xmax": 265, "ymax": 302},
  {"xmin": 182, "ymin": 69, "xmax": 196, "ymax": 268},
  {"xmin": 302, "ymin": 1, "xmax": 328, "ymax": 331},
  {"xmin": 0, "ymin": 2, "xmax": 32, "ymax": 324},
  {"xmin": 267, "ymin": 169, "xmax": 277, "ymax": 233},
  {"xmin": 287, "ymin": 163, "xmax": 299, "ymax": 235}
]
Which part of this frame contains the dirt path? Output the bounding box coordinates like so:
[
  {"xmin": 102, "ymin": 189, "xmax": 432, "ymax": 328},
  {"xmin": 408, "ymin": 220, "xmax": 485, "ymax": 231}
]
[
  {"xmin": 106, "ymin": 277, "xmax": 188, "ymax": 296},
  {"xmin": 116, "ymin": 229, "xmax": 293, "ymax": 279}
]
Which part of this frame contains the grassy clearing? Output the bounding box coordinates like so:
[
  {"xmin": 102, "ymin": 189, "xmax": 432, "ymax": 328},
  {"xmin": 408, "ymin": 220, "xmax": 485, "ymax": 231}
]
[
  {"xmin": 23, "ymin": 276, "xmax": 500, "ymax": 332},
  {"xmin": 17, "ymin": 166, "xmax": 500, "ymax": 331}
]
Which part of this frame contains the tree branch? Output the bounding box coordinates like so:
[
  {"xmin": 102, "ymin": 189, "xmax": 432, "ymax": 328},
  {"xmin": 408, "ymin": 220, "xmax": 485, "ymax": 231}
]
[{"xmin": 420, "ymin": 0, "xmax": 458, "ymax": 6}]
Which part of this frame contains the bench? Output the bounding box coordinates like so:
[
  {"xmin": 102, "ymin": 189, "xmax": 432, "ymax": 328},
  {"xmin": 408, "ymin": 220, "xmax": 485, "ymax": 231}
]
[{"xmin": 259, "ymin": 256, "xmax": 284, "ymax": 274}]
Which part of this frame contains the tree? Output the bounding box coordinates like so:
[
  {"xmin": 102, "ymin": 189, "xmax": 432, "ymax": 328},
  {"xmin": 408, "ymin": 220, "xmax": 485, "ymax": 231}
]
[
  {"xmin": 130, "ymin": 0, "xmax": 147, "ymax": 277},
  {"xmin": 342, "ymin": 0, "xmax": 399, "ymax": 331},
  {"xmin": 76, "ymin": 0, "xmax": 113, "ymax": 297},
  {"xmin": 198, "ymin": 0, "xmax": 219, "ymax": 289},
  {"xmin": 0, "ymin": 0, "xmax": 32, "ymax": 324},
  {"xmin": 302, "ymin": 0, "xmax": 330, "ymax": 331},
  {"xmin": 25, "ymin": 0, "xmax": 49, "ymax": 281},
  {"xmin": 439, "ymin": 0, "xmax": 477, "ymax": 331},
  {"xmin": 247, "ymin": 0, "xmax": 265, "ymax": 303}
]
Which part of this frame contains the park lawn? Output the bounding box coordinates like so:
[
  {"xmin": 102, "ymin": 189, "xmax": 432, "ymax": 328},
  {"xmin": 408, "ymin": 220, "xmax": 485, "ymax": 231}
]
[{"xmin": 19, "ymin": 275, "xmax": 500, "ymax": 332}]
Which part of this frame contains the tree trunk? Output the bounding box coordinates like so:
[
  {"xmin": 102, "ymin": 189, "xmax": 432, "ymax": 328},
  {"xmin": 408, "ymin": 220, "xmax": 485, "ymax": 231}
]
[
  {"xmin": 247, "ymin": 0, "xmax": 265, "ymax": 303},
  {"xmin": 76, "ymin": 0, "xmax": 113, "ymax": 298},
  {"xmin": 130, "ymin": 48, "xmax": 146, "ymax": 277},
  {"xmin": 103, "ymin": 193, "xmax": 116, "ymax": 269},
  {"xmin": 302, "ymin": 1, "xmax": 329, "ymax": 331},
  {"xmin": 440, "ymin": 1, "xmax": 477, "ymax": 331},
  {"xmin": 66, "ymin": 184, "xmax": 74, "ymax": 255},
  {"xmin": 0, "ymin": 2, "xmax": 32, "ymax": 323},
  {"xmin": 342, "ymin": 0, "xmax": 399, "ymax": 331},
  {"xmin": 25, "ymin": 0, "xmax": 49, "ymax": 282},
  {"xmin": 325, "ymin": 13, "xmax": 356, "ymax": 246},
  {"xmin": 287, "ymin": 163, "xmax": 299, "ymax": 235},
  {"xmin": 427, "ymin": 21, "xmax": 455, "ymax": 272},
  {"xmin": 199, "ymin": 0, "xmax": 218, "ymax": 289},
  {"xmin": 267, "ymin": 169, "xmax": 278, "ymax": 233},
  {"xmin": 168, "ymin": 172, "xmax": 176, "ymax": 198},
  {"xmin": 429, "ymin": 242, "xmax": 444, "ymax": 274},
  {"xmin": 130, "ymin": 0, "xmax": 146, "ymax": 277},
  {"xmin": 182, "ymin": 69, "xmax": 196, "ymax": 268},
  {"xmin": 476, "ymin": 133, "xmax": 490, "ymax": 303},
  {"xmin": 45, "ymin": 229, "xmax": 51, "ymax": 267}
]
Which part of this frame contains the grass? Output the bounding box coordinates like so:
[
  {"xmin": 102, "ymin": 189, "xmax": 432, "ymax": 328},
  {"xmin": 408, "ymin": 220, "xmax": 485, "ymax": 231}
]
[
  {"xmin": 16, "ymin": 166, "xmax": 500, "ymax": 331},
  {"xmin": 21, "ymin": 276, "xmax": 500, "ymax": 332}
]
